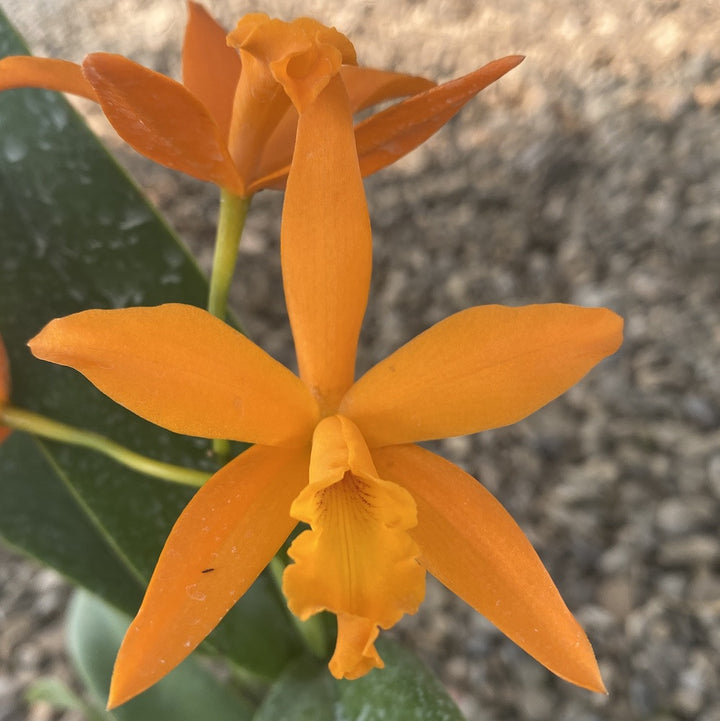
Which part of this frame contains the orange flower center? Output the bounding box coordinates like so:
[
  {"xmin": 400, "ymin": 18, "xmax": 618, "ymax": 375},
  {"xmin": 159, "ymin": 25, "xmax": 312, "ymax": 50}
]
[{"xmin": 283, "ymin": 414, "xmax": 425, "ymax": 678}]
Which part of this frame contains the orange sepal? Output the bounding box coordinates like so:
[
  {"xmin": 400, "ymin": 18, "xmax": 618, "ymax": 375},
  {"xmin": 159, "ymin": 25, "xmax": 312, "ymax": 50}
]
[
  {"xmin": 82, "ymin": 53, "xmax": 245, "ymax": 194},
  {"xmin": 0, "ymin": 56, "xmax": 97, "ymax": 101},
  {"xmin": 281, "ymin": 76, "xmax": 372, "ymax": 409},
  {"xmin": 28, "ymin": 304, "xmax": 319, "ymax": 447},
  {"xmin": 354, "ymin": 55, "xmax": 524, "ymax": 177},
  {"xmin": 107, "ymin": 444, "xmax": 310, "ymax": 708},
  {"xmin": 373, "ymin": 444, "xmax": 607, "ymax": 694},
  {"xmin": 340, "ymin": 65, "xmax": 436, "ymax": 114},
  {"xmin": 0, "ymin": 335, "xmax": 11, "ymax": 444},
  {"xmin": 341, "ymin": 304, "xmax": 623, "ymax": 447},
  {"xmin": 250, "ymin": 65, "xmax": 435, "ymax": 187},
  {"xmin": 182, "ymin": 1, "xmax": 240, "ymax": 141}
]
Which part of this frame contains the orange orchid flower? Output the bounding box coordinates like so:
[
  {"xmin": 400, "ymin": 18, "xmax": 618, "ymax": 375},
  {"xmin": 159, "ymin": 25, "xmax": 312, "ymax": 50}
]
[
  {"xmin": 0, "ymin": 335, "xmax": 11, "ymax": 444},
  {"xmin": 0, "ymin": 3, "xmax": 522, "ymax": 196},
  {"xmin": 30, "ymin": 13, "xmax": 622, "ymax": 708}
]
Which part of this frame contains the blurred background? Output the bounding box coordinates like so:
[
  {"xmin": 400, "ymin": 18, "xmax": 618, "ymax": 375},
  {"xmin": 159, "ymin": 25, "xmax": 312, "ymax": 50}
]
[{"xmin": 1, "ymin": 1, "xmax": 719, "ymax": 719}]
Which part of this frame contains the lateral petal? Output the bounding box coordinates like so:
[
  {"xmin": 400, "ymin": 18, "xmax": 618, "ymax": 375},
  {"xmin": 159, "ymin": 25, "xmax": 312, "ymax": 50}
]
[
  {"xmin": 107, "ymin": 444, "xmax": 310, "ymax": 708},
  {"xmin": 0, "ymin": 56, "xmax": 97, "ymax": 101},
  {"xmin": 340, "ymin": 65, "xmax": 436, "ymax": 114},
  {"xmin": 282, "ymin": 76, "xmax": 372, "ymax": 410},
  {"xmin": 82, "ymin": 53, "xmax": 245, "ymax": 194},
  {"xmin": 341, "ymin": 304, "xmax": 623, "ymax": 447},
  {"xmin": 182, "ymin": 1, "xmax": 240, "ymax": 141},
  {"xmin": 248, "ymin": 66, "xmax": 434, "ymax": 187},
  {"xmin": 373, "ymin": 444, "xmax": 606, "ymax": 693},
  {"xmin": 248, "ymin": 57, "xmax": 523, "ymax": 191},
  {"xmin": 354, "ymin": 55, "xmax": 524, "ymax": 177},
  {"xmin": 28, "ymin": 304, "xmax": 318, "ymax": 447}
]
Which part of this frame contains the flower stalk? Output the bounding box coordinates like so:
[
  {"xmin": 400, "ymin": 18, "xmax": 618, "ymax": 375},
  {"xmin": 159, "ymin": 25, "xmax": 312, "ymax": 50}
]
[
  {"xmin": 0, "ymin": 406, "xmax": 209, "ymax": 487},
  {"xmin": 207, "ymin": 189, "xmax": 252, "ymax": 321},
  {"xmin": 207, "ymin": 189, "xmax": 251, "ymax": 461}
]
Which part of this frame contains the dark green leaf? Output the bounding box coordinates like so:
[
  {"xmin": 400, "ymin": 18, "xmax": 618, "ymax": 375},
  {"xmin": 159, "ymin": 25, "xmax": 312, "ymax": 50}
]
[
  {"xmin": 252, "ymin": 657, "xmax": 335, "ymax": 721},
  {"xmin": 67, "ymin": 589, "xmax": 255, "ymax": 721},
  {"xmin": 26, "ymin": 677, "xmax": 111, "ymax": 721},
  {"xmin": 0, "ymin": 7, "xmax": 302, "ymax": 677},
  {"xmin": 254, "ymin": 639, "xmax": 466, "ymax": 721},
  {"xmin": 0, "ymin": 433, "xmax": 143, "ymax": 613}
]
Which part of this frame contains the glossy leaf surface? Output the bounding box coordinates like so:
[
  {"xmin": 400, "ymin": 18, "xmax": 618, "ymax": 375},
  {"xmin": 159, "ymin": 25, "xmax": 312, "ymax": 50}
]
[
  {"xmin": 254, "ymin": 639, "xmax": 465, "ymax": 721},
  {"xmin": 67, "ymin": 589, "xmax": 254, "ymax": 721}
]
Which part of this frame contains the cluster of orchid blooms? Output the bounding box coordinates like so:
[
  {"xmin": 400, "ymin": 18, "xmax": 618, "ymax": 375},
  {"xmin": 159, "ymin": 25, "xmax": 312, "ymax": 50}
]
[{"xmin": 0, "ymin": 3, "xmax": 622, "ymax": 709}]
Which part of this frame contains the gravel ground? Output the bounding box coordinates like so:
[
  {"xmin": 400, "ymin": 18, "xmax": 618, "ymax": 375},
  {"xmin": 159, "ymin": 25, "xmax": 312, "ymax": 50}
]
[{"xmin": 1, "ymin": 1, "xmax": 719, "ymax": 720}]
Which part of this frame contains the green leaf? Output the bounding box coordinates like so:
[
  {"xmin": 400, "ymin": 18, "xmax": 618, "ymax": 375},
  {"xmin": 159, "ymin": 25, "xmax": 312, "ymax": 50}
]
[
  {"xmin": 67, "ymin": 589, "xmax": 255, "ymax": 721},
  {"xmin": 0, "ymin": 7, "xmax": 302, "ymax": 677},
  {"xmin": 0, "ymin": 432, "xmax": 143, "ymax": 613},
  {"xmin": 26, "ymin": 677, "xmax": 111, "ymax": 721},
  {"xmin": 254, "ymin": 639, "xmax": 466, "ymax": 721}
]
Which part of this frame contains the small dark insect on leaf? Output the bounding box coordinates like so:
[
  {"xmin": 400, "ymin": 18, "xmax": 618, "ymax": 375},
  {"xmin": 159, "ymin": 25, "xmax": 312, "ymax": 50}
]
[{"xmin": 201, "ymin": 568, "xmax": 215, "ymax": 573}]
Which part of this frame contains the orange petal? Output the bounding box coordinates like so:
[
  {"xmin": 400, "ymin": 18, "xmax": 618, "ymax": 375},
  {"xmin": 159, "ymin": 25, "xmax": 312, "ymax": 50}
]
[
  {"xmin": 341, "ymin": 304, "xmax": 623, "ymax": 447},
  {"xmin": 82, "ymin": 53, "xmax": 245, "ymax": 194},
  {"xmin": 0, "ymin": 56, "xmax": 97, "ymax": 101},
  {"xmin": 331, "ymin": 614, "xmax": 383, "ymax": 680},
  {"xmin": 228, "ymin": 14, "xmax": 356, "ymax": 113},
  {"xmin": 0, "ymin": 335, "xmax": 11, "ymax": 444},
  {"xmin": 108, "ymin": 444, "xmax": 310, "ymax": 708},
  {"xmin": 225, "ymin": 49, "xmax": 294, "ymax": 187},
  {"xmin": 373, "ymin": 444, "xmax": 606, "ymax": 693},
  {"xmin": 248, "ymin": 57, "xmax": 523, "ymax": 191},
  {"xmin": 182, "ymin": 1, "xmax": 240, "ymax": 142},
  {"xmin": 246, "ymin": 104, "xmax": 299, "ymax": 190},
  {"xmin": 283, "ymin": 415, "xmax": 424, "ymax": 680},
  {"xmin": 28, "ymin": 304, "xmax": 318, "ymax": 447},
  {"xmin": 226, "ymin": 14, "xmax": 355, "ymax": 186},
  {"xmin": 354, "ymin": 55, "xmax": 524, "ymax": 177},
  {"xmin": 249, "ymin": 66, "xmax": 434, "ymax": 188},
  {"xmin": 340, "ymin": 65, "xmax": 435, "ymax": 114},
  {"xmin": 281, "ymin": 75, "xmax": 372, "ymax": 410}
]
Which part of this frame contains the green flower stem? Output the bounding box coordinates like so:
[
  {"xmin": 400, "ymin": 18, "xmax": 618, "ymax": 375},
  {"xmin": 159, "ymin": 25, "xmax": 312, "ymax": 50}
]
[
  {"xmin": 269, "ymin": 556, "xmax": 330, "ymax": 659},
  {"xmin": 1, "ymin": 406, "xmax": 209, "ymax": 487},
  {"xmin": 208, "ymin": 189, "xmax": 251, "ymax": 462},
  {"xmin": 208, "ymin": 189, "xmax": 251, "ymax": 321}
]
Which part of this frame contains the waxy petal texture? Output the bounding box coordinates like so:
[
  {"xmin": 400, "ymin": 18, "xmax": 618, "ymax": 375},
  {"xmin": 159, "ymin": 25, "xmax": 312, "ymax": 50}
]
[
  {"xmin": 354, "ymin": 55, "xmax": 524, "ymax": 177},
  {"xmin": 228, "ymin": 14, "xmax": 356, "ymax": 113},
  {"xmin": 82, "ymin": 53, "xmax": 245, "ymax": 194},
  {"xmin": 29, "ymin": 304, "xmax": 318, "ymax": 446},
  {"xmin": 254, "ymin": 55, "xmax": 524, "ymax": 191},
  {"xmin": 341, "ymin": 304, "xmax": 623, "ymax": 447},
  {"xmin": 182, "ymin": 0, "xmax": 241, "ymax": 141},
  {"xmin": 250, "ymin": 66, "xmax": 435, "ymax": 189},
  {"xmin": 341, "ymin": 65, "xmax": 436, "ymax": 114},
  {"xmin": 284, "ymin": 416, "xmax": 424, "ymax": 678},
  {"xmin": 373, "ymin": 444, "xmax": 606, "ymax": 693},
  {"xmin": 0, "ymin": 56, "xmax": 97, "ymax": 100},
  {"xmin": 108, "ymin": 444, "xmax": 310, "ymax": 708},
  {"xmin": 282, "ymin": 76, "xmax": 372, "ymax": 409}
]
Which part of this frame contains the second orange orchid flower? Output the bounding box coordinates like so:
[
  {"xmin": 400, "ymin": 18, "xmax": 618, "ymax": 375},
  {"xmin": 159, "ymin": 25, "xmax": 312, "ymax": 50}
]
[
  {"xmin": 30, "ymin": 13, "xmax": 622, "ymax": 709},
  {"xmin": 0, "ymin": 3, "xmax": 522, "ymax": 196}
]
